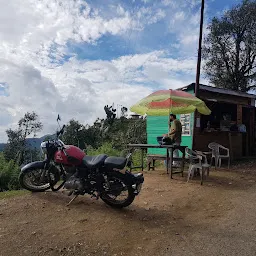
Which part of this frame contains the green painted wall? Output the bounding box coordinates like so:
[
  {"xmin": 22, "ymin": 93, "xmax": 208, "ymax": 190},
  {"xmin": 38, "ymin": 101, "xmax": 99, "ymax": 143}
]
[
  {"xmin": 147, "ymin": 116, "xmax": 169, "ymax": 155},
  {"xmin": 146, "ymin": 89, "xmax": 194, "ymax": 155}
]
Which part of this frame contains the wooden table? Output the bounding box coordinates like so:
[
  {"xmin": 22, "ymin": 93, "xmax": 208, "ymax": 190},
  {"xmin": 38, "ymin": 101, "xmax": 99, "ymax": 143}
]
[{"xmin": 127, "ymin": 144, "xmax": 187, "ymax": 179}]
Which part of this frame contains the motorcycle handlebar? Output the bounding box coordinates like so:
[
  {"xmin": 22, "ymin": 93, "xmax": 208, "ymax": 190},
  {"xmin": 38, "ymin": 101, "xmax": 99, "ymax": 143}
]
[
  {"xmin": 57, "ymin": 139, "xmax": 65, "ymax": 147},
  {"xmin": 57, "ymin": 125, "xmax": 66, "ymax": 138}
]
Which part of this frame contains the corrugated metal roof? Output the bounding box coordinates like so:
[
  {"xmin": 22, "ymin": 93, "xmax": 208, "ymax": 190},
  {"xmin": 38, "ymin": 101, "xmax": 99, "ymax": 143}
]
[{"xmin": 178, "ymin": 83, "xmax": 256, "ymax": 99}]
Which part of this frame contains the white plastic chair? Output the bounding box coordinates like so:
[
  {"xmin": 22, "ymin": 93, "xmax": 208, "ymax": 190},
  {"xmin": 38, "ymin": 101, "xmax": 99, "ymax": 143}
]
[
  {"xmin": 208, "ymin": 142, "xmax": 230, "ymax": 169},
  {"xmin": 186, "ymin": 148, "xmax": 211, "ymax": 185},
  {"xmin": 185, "ymin": 148, "xmax": 198, "ymax": 180}
]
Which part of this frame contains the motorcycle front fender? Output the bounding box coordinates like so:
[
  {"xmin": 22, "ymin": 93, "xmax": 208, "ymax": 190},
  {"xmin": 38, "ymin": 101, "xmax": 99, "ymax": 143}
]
[{"xmin": 21, "ymin": 161, "xmax": 47, "ymax": 173}]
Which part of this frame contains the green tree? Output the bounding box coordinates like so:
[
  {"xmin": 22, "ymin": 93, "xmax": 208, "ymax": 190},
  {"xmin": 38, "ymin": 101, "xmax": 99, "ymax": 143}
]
[
  {"xmin": 3, "ymin": 129, "xmax": 23, "ymax": 162},
  {"xmin": 90, "ymin": 118, "xmax": 146, "ymax": 154},
  {"xmin": 62, "ymin": 119, "xmax": 85, "ymax": 148},
  {"xmin": 203, "ymin": 0, "xmax": 256, "ymax": 92},
  {"xmin": 62, "ymin": 116, "xmax": 146, "ymax": 156},
  {"xmin": 4, "ymin": 112, "xmax": 43, "ymax": 164},
  {"xmin": 120, "ymin": 106, "xmax": 128, "ymax": 119},
  {"xmin": 62, "ymin": 119, "xmax": 103, "ymax": 149}
]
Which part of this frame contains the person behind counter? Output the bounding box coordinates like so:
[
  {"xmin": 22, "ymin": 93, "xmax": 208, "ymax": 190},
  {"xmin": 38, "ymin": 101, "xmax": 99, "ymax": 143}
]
[
  {"xmin": 230, "ymin": 121, "xmax": 238, "ymax": 132},
  {"xmin": 229, "ymin": 121, "xmax": 247, "ymax": 133},
  {"xmin": 238, "ymin": 123, "xmax": 246, "ymax": 133}
]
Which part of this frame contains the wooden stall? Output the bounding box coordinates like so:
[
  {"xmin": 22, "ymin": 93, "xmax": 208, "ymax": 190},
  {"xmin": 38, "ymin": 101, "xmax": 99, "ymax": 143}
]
[
  {"xmin": 181, "ymin": 83, "xmax": 256, "ymax": 160},
  {"xmin": 146, "ymin": 83, "xmax": 256, "ymax": 161}
]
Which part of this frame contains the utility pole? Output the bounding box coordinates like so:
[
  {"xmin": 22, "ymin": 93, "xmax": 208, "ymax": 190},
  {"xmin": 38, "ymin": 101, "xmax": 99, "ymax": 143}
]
[
  {"xmin": 195, "ymin": 0, "xmax": 205, "ymax": 97},
  {"xmin": 193, "ymin": 0, "xmax": 205, "ymax": 151}
]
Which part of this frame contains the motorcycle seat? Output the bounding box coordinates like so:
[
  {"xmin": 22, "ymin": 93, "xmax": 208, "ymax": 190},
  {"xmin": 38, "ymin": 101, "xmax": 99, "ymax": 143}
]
[
  {"xmin": 104, "ymin": 157, "xmax": 127, "ymax": 170},
  {"xmin": 83, "ymin": 154, "xmax": 108, "ymax": 169}
]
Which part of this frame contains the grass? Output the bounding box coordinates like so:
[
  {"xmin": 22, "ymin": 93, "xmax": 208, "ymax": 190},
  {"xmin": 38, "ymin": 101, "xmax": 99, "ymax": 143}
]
[{"xmin": 0, "ymin": 190, "xmax": 28, "ymax": 200}]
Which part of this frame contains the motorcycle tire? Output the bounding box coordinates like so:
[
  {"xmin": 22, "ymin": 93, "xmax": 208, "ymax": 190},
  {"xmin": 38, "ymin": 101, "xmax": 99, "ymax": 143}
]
[
  {"xmin": 100, "ymin": 172, "xmax": 135, "ymax": 208},
  {"xmin": 19, "ymin": 167, "xmax": 53, "ymax": 192}
]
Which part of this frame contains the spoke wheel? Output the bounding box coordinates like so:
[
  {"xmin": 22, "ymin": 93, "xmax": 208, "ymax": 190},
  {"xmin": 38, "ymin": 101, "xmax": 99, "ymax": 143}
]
[
  {"xmin": 19, "ymin": 168, "xmax": 51, "ymax": 192},
  {"xmin": 100, "ymin": 173, "xmax": 135, "ymax": 208}
]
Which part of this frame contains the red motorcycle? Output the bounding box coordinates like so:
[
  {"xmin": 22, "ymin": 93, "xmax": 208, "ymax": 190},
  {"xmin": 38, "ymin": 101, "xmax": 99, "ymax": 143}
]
[{"xmin": 19, "ymin": 121, "xmax": 144, "ymax": 208}]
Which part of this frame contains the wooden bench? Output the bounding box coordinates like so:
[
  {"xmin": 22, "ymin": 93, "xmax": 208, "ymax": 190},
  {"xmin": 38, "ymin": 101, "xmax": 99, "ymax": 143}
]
[{"xmin": 147, "ymin": 154, "xmax": 189, "ymax": 171}]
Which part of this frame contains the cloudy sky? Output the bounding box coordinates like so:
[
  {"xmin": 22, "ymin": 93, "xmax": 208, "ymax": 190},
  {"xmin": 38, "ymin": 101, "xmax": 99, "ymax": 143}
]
[{"xmin": 0, "ymin": 0, "xmax": 241, "ymax": 142}]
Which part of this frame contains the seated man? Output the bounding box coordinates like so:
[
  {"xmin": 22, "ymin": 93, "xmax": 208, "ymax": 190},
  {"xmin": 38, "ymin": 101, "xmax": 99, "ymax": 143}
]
[{"xmin": 163, "ymin": 114, "xmax": 182, "ymax": 167}]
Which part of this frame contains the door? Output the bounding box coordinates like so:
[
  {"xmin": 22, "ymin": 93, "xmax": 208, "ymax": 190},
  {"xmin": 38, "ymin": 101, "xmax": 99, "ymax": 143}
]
[{"xmin": 242, "ymin": 107, "xmax": 255, "ymax": 156}]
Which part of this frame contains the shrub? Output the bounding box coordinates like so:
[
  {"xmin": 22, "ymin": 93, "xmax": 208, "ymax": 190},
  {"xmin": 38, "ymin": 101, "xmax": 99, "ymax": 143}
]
[
  {"xmin": 0, "ymin": 153, "xmax": 21, "ymax": 191},
  {"xmin": 85, "ymin": 143, "xmax": 148, "ymax": 171},
  {"xmin": 86, "ymin": 142, "xmax": 120, "ymax": 157}
]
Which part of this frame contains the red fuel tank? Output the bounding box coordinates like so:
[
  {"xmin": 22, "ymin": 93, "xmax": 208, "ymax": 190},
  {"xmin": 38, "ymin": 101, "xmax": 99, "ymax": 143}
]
[{"xmin": 54, "ymin": 145, "xmax": 85, "ymax": 166}]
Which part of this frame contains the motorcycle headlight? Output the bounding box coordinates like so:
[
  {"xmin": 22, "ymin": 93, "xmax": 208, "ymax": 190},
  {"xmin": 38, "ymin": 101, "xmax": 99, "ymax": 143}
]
[{"xmin": 40, "ymin": 141, "xmax": 48, "ymax": 154}]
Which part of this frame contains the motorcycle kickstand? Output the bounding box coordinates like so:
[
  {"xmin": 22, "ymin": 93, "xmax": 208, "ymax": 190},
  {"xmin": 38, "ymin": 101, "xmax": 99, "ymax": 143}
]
[
  {"xmin": 91, "ymin": 192, "xmax": 100, "ymax": 200},
  {"xmin": 67, "ymin": 190, "xmax": 73, "ymax": 196},
  {"xmin": 67, "ymin": 194, "xmax": 78, "ymax": 206}
]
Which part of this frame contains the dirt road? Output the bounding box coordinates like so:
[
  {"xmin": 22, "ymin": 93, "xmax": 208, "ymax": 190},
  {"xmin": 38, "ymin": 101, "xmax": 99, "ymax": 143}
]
[{"xmin": 1, "ymin": 165, "xmax": 256, "ymax": 256}]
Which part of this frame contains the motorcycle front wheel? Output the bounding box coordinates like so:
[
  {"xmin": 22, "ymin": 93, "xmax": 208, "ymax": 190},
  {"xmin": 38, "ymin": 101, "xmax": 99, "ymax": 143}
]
[
  {"xmin": 100, "ymin": 172, "xmax": 135, "ymax": 208},
  {"xmin": 19, "ymin": 167, "xmax": 58, "ymax": 192}
]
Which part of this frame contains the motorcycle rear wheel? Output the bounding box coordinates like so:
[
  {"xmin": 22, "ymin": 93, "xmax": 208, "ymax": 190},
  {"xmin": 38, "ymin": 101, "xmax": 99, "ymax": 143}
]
[{"xmin": 100, "ymin": 172, "xmax": 135, "ymax": 208}]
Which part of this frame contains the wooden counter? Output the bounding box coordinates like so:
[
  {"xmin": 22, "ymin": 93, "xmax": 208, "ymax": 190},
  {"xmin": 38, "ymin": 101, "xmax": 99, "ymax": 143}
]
[{"xmin": 193, "ymin": 131, "xmax": 243, "ymax": 160}]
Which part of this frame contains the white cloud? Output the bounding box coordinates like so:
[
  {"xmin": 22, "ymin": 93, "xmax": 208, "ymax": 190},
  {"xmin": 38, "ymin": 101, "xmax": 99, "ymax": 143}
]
[
  {"xmin": 0, "ymin": 0, "xmax": 134, "ymax": 68},
  {"xmin": 174, "ymin": 11, "xmax": 186, "ymax": 22},
  {"xmin": 0, "ymin": 0, "xmax": 209, "ymax": 142},
  {"xmin": 180, "ymin": 35, "xmax": 199, "ymax": 45},
  {"xmin": 0, "ymin": 50, "xmax": 198, "ymax": 141},
  {"xmin": 165, "ymin": 0, "xmax": 205, "ymax": 55}
]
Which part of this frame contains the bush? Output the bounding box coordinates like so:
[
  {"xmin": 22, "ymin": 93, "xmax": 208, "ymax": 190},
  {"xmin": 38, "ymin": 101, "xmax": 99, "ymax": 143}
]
[
  {"xmin": 0, "ymin": 153, "xmax": 21, "ymax": 191},
  {"xmin": 86, "ymin": 142, "xmax": 120, "ymax": 157},
  {"xmin": 85, "ymin": 143, "xmax": 148, "ymax": 171},
  {"xmin": 128, "ymin": 149, "xmax": 147, "ymax": 169}
]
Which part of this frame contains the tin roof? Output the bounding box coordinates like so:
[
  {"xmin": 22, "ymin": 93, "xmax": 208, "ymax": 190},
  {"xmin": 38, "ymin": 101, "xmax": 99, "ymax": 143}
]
[{"xmin": 178, "ymin": 83, "xmax": 256, "ymax": 99}]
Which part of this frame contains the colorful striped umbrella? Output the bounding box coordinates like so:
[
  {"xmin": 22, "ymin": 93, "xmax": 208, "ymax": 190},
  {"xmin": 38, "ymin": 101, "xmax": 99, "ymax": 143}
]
[{"xmin": 130, "ymin": 89, "xmax": 211, "ymax": 116}]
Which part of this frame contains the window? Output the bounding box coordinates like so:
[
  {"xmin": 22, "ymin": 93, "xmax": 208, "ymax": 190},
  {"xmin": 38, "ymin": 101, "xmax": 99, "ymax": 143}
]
[
  {"xmin": 200, "ymin": 102, "xmax": 237, "ymax": 131},
  {"xmin": 180, "ymin": 114, "xmax": 191, "ymax": 136}
]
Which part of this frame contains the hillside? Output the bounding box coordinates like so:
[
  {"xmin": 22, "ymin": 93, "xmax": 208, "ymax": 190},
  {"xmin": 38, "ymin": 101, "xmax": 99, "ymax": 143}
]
[
  {"xmin": 0, "ymin": 134, "xmax": 54, "ymax": 152},
  {"xmin": 25, "ymin": 134, "xmax": 55, "ymax": 149},
  {"xmin": 0, "ymin": 143, "xmax": 5, "ymax": 151}
]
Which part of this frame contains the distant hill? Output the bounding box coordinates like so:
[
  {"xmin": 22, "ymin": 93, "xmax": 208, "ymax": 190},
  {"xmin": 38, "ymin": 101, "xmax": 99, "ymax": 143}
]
[
  {"xmin": 0, "ymin": 134, "xmax": 55, "ymax": 152},
  {"xmin": 25, "ymin": 134, "xmax": 55, "ymax": 149},
  {"xmin": 0, "ymin": 143, "xmax": 5, "ymax": 151}
]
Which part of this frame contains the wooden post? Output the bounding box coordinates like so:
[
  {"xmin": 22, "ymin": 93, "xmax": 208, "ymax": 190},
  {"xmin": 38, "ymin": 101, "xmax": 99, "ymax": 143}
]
[
  {"xmin": 170, "ymin": 148, "xmax": 173, "ymax": 179},
  {"xmin": 166, "ymin": 148, "xmax": 169, "ymax": 174},
  {"xmin": 237, "ymin": 105, "xmax": 242, "ymax": 124},
  {"xmin": 228, "ymin": 132, "xmax": 233, "ymax": 162},
  {"xmin": 251, "ymin": 108, "xmax": 255, "ymax": 155}
]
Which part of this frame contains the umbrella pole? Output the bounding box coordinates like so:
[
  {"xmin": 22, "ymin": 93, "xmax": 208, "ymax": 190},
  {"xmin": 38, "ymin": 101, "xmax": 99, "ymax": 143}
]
[{"xmin": 168, "ymin": 89, "xmax": 172, "ymax": 136}]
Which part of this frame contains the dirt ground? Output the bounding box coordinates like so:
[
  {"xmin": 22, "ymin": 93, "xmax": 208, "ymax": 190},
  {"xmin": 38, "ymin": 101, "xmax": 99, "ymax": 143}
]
[{"xmin": 1, "ymin": 162, "xmax": 256, "ymax": 256}]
